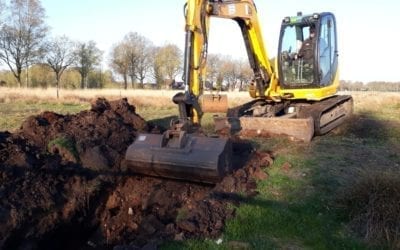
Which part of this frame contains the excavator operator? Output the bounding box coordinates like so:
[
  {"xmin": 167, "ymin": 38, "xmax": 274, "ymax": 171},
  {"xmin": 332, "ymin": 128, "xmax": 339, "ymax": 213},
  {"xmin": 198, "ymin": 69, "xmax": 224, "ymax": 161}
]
[
  {"xmin": 295, "ymin": 25, "xmax": 316, "ymax": 82},
  {"xmin": 298, "ymin": 25, "xmax": 316, "ymax": 61}
]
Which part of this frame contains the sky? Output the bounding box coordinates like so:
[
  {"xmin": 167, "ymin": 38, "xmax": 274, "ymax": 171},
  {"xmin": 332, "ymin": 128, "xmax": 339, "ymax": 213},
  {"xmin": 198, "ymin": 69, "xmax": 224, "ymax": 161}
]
[{"xmin": 41, "ymin": 0, "xmax": 400, "ymax": 83}]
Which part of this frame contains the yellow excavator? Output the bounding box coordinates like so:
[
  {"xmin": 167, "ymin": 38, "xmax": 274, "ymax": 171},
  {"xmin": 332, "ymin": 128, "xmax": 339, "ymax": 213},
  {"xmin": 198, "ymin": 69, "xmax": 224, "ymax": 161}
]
[{"xmin": 125, "ymin": 0, "xmax": 353, "ymax": 183}]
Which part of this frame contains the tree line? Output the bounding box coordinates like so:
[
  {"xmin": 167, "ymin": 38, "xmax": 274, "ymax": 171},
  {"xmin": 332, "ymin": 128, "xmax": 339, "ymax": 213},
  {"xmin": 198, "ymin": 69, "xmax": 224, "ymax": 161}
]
[
  {"xmin": 3, "ymin": 1, "xmax": 396, "ymax": 93},
  {"xmin": 339, "ymin": 80, "xmax": 400, "ymax": 92},
  {"xmin": 0, "ymin": 0, "xmax": 254, "ymax": 93}
]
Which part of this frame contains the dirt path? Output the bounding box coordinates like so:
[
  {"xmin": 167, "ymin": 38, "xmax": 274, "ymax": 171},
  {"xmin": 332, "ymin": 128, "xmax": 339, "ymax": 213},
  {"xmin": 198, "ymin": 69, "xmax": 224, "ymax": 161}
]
[{"xmin": 0, "ymin": 98, "xmax": 271, "ymax": 249}]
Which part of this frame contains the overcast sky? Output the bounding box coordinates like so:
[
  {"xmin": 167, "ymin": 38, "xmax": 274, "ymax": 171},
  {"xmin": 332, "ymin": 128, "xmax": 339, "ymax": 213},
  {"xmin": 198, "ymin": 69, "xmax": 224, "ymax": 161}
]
[{"xmin": 41, "ymin": 0, "xmax": 400, "ymax": 82}]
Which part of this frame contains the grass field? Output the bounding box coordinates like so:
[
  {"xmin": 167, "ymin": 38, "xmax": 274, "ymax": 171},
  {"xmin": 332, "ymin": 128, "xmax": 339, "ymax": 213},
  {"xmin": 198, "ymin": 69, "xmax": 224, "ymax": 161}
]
[{"xmin": 1, "ymin": 87, "xmax": 399, "ymax": 249}]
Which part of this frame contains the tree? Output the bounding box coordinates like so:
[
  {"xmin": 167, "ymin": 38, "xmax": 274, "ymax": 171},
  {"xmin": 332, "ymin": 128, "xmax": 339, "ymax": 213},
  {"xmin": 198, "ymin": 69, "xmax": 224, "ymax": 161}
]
[
  {"xmin": 150, "ymin": 47, "xmax": 163, "ymax": 88},
  {"xmin": 0, "ymin": 0, "xmax": 48, "ymax": 87},
  {"xmin": 44, "ymin": 36, "xmax": 76, "ymax": 98},
  {"xmin": 74, "ymin": 41, "xmax": 102, "ymax": 89},
  {"xmin": 236, "ymin": 59, "xmax": 252, "ymax": 91},
  {"xmin": 0, "ymin": 1, "xmax": 4, "ymax": 27},
  {"xmin": 152, "ymin": 44, "xmax": 182, "ymax": 88},
  {"xmin": 87, "ymin": 69, "xmax": 106, "ymax": 89},
  {"xmin": 29, "ymin": 64, "xmax": 52, "ymax": 88},
  {"xmin": 206, "ymin": 53, "xmax": 229, "ymax": 90},
  {"xmin": 123, "ymin": 32, "xmax": 152, "ymax": 88},
  {"xmin": 59, "ymin": 68, "xmax": 81, "ymax": 89},
  {"xmin": 109, "ymin": 33, "xmax": 153, "ymax": 89},
  {"xmin": 109, "ymin": 42, "xmax": 129, "ymax": 89},
  {"xmin": 0, "ymin": 0, "xmax": 4, "ymax": 67},
  {"xmin": 134, "ymin": 44, "xmax": 152, "ymax": 87}
]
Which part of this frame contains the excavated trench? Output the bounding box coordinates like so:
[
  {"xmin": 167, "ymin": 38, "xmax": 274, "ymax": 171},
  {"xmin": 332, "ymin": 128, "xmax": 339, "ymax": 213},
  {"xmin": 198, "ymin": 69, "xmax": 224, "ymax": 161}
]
[{"xmin": 0, "ymin": 98, "xmax": 272, "ymax": 249}]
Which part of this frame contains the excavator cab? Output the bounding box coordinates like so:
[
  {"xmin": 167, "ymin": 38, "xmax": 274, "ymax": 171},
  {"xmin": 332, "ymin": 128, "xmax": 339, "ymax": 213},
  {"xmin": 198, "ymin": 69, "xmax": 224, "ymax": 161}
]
[{"xmin": 278, "ymin": 12, "xmax": 339, "ymax": 90}]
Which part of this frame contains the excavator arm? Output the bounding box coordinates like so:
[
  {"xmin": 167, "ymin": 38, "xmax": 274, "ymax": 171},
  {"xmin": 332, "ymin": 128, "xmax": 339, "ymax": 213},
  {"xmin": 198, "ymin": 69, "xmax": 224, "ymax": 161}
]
[
  {"xmin": 125, "ymin": 0, "xmax": 280, "ymax": 184},
  {"xmin": 179, "ymin": 0, "xmax": 280, "ymax": 127}
]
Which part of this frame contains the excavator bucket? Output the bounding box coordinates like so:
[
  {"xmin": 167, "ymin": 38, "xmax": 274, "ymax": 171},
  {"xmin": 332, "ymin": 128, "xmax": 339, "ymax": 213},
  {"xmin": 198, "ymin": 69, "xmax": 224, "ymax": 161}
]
[
  {"xmin": 200, "ymin": 94, "xmax": 228, "ymax": 113},
  {"xmin": 125, "ymin": 130, "xmax": 232, "ymax": 184}
]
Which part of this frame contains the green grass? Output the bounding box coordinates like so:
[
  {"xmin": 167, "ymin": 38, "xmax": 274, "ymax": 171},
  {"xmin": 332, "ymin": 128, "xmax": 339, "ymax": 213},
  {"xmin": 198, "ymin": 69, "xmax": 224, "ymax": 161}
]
[
  {"xmin": 159, "ymin": 97, "xmax": 400, "ymax": 249},
  {"xmin": 136, "ymin": 105, "xmax": 178, "ymax": 122},
  {"xmin": 0, "ymin": 101, "xmax": 89, "ymax": 131},
  {"xmin": 1, "ymin": 93, "xmax": 399, "ymax": 249},
  {"xmin": 161, "ymin": 131, "xmax": 393, "ymax": 249},
  {"xmin": 356, "ymin": 103, "xmax": 400, "ymax": 121}
]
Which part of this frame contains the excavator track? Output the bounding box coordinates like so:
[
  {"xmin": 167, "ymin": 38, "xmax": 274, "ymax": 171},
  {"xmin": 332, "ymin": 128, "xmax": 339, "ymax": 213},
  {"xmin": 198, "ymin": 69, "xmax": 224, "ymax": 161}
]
[
  {"xmin": 298, "ymin": 95, "xmax": 353, "ymax": 135},
  {"xmin": 220, "ymin": 95, "xmax": 353, "ymax": 142}
]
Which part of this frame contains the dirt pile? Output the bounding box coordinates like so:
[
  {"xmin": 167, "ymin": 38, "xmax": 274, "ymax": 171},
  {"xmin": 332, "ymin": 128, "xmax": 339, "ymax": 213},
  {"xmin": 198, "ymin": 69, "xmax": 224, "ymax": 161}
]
[
  {"xmin": 0, "ymin": 98, "xmax": 272, "ymax": 249},
  {"xmin": 94, "ymin": 148, "xmax": 270, "ymax": 248},
  {"xmin": 19, "ymin": 98, "xmax": 148, "ymax": 171}
]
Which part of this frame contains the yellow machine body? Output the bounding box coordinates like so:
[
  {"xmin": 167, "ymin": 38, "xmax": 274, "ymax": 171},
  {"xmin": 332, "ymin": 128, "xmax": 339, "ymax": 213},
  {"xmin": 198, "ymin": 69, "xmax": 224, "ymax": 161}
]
[{"xmin": 125, "ymin": 0, "xmax": 353, "ymax": 183}]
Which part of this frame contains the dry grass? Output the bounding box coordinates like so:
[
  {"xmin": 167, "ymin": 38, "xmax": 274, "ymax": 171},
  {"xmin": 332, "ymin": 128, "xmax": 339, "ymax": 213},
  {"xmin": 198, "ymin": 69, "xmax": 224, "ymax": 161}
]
[
  {"xmin": 344, "ymin": 91, "xmax": 400, "ymax": 120},
  {"xmin": 347, "ymin": 91, "xmax": 400, "ymax": 109},
  {"xmin": 332, "ymin": 91, "xmax": 400, "ymax": 248},
  {"xmin": 1, "ymin": 87, "xmax": 397, "ymax": 108},
  {"xmin": 0, "ymin": 87, "xmax": 253, "ymax": 108},
  {"xmin": 337, "ymin": 169, "xmax": 400, "ymax": 248},
  {"xmin": 0, "ymin": 87, "xmax": 179, "ymax": 108}
]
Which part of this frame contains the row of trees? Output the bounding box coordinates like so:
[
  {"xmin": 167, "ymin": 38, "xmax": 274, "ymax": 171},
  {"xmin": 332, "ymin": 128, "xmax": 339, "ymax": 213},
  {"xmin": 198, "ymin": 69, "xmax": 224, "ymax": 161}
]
[
  {"xmin": 0, "ymin": 0, "xmax": 254, "ymax": 93},
  {"xmin": 339, "ymin": 80, "xmax": 400, "ymax": 92},
  {"xmin": 0, "ymin": 0, "xmax": 104, "ymax": 97},
  {"xmin": 1, "ymin": 1, "xmax": 399, "ymax": 94},
  {"xmin": 109, "ymin": 32, "xmax": 182, "ymax": 90},
  {"xmin": 11, "ymin": 1, "xmax": 400, "ymax": 93},
  {"xmin": 207, "ymin": 54, "xmax": 253, "ymax": 91}
]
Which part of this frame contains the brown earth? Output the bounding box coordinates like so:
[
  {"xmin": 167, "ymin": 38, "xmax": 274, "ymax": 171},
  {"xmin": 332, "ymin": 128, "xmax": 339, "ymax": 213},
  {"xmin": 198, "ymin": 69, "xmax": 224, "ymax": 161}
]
[{"xmin": 0, "ymin": 98, "xmax": 272, "ymax": 250}]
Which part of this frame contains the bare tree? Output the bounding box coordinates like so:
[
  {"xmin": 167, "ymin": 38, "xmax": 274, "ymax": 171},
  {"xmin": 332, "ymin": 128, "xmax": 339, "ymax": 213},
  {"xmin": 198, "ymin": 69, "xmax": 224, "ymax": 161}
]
[
  {"xmin": 206, "ymin": 53, "xmax": 225, "ymax": 90},
  {"xmin": 236, "ymin": 59, "xmax": 252, "ymax": 91},
  {"xmin": 218, "ymin": 56, "xmax": 237, "ymax": 91},
  {"xmin": 0, "ymin": 0, "xmax": 4, "ymax": 66},
  {"xmin": 134, "ymin": 44, "xmax": 152, "ymax": 87},
  {"xmin": 109, "ymin": 32, "xmax": 152, "ymax": 89},
  {"xmin": 150, "ymin": 46, "xmax": 163, "ymax": 88},
  {"xmin": 109, "ymin": 42, "xmax": 129, "ymax": 89},
  {"xmin": 122, "ymin": 32, "xmax": 152, "ymax": 88},
  {"xmin": 152, "ymin": 44, "xmax": 182, "ymax": 88},
  {"xmin": 74, "ymin": 41, "xmax": 102, "ymax": 89},
  {"xmin": 0, "ymin": 0, "xmax": 48, "ymax": 87},
  {"xmin": 44, "ymin": 36, "xmax": 76, "ymax": 98},
  {"xmin": 206, "ymin": 55, "xmax": 253, "ymax": 91},
  {"xmin": 0, "ymin": 1, "xmax": 4, "ymax": 27}
]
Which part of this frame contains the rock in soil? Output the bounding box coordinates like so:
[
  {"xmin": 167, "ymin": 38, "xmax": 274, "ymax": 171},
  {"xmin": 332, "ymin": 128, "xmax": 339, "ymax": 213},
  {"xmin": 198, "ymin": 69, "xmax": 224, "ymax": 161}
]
[{"xmin": 0, "ymin": 98, "xmax": 273, "ymax": 249}]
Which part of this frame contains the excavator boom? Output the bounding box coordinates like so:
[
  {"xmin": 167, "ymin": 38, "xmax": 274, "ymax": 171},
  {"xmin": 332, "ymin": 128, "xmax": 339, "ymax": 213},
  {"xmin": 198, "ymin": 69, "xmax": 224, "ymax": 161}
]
[{"xmin": 124, "ymin": 0, "xmax": 241, "ymax": 183}]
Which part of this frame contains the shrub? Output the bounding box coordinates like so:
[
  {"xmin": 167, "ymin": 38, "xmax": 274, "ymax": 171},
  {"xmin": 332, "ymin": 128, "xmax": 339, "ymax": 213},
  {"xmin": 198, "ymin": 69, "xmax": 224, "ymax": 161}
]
[{"xmin": 338, "ymin": 170, "xmax": 400, "ymax": 248}]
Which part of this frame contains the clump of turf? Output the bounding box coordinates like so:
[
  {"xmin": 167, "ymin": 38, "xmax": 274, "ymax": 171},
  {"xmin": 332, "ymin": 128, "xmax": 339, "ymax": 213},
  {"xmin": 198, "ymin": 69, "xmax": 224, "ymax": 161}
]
[{"xmin": 48, "ymin": 135, "xmax": 80, "ymax": 163}]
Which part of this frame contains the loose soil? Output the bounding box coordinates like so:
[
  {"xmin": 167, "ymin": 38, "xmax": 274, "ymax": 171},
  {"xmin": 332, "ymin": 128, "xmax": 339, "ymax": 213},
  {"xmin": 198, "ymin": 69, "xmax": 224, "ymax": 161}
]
[{"xmin": 0, "ymin": 98, "xmax": 271, "ymax": 250}]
